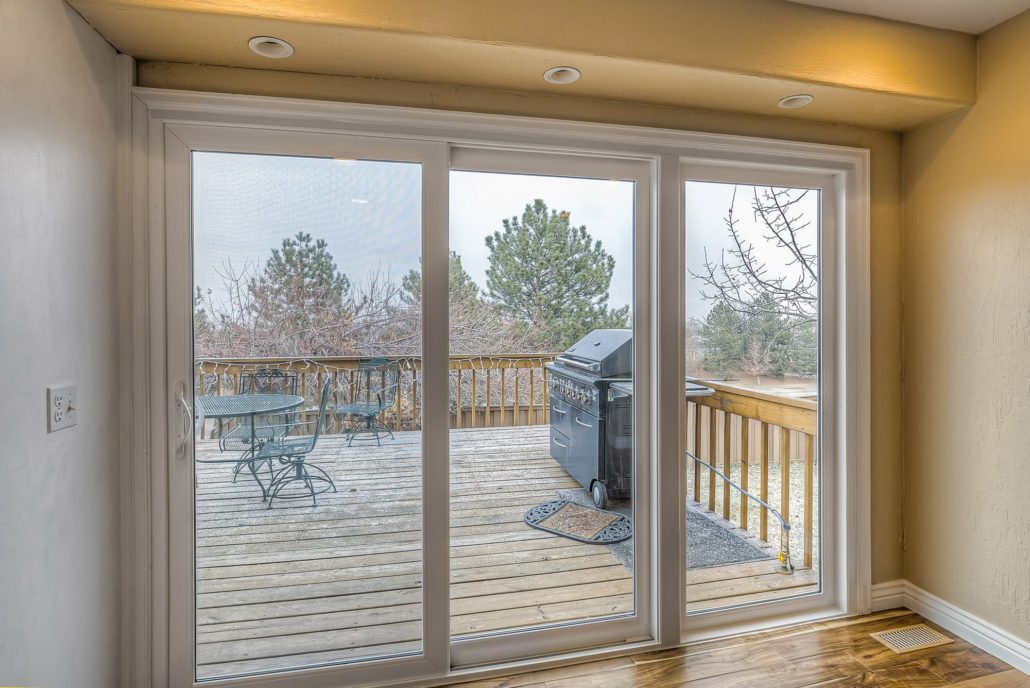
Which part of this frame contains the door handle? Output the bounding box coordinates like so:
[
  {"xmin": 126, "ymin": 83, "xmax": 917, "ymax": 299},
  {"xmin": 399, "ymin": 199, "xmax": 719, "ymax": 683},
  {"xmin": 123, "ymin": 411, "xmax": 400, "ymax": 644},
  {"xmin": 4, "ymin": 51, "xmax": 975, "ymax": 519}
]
[
  {"xmin": 551, "ymin": 405, "xmax": 567, "ymax": 415},
  {"xmin": 174, "ymin": 381, "xmax": 193, "ymax": 460},
  {"xmin": 552, "ymin": 437, "xmax": 568, "ymax": 449},
  {"xmin": 575, "ymin": 416, "xmax": 593, "ymax": 428}
]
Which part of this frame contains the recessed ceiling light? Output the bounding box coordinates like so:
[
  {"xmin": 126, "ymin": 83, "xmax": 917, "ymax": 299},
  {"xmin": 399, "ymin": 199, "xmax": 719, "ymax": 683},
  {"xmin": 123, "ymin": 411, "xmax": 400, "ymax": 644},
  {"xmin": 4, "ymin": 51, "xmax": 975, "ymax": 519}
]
[
  {"xmin": 543, "ymin": 66, "xmax": 581, "ymax": 85},
  {"xmin": 777, "ymin": 94, "xmax": 814, "ymax": 109},
  {"xmin": 248, "ymin": 36, "xmax": 294, "ymax": 59}
]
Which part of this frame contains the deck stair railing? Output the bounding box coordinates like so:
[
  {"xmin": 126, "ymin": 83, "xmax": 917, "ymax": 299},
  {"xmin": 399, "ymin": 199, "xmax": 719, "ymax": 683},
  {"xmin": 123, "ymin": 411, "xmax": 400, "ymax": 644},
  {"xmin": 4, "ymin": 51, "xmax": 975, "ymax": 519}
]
[
  {"xmin": 687, "ymin": 380, "xmax": 818, "ymax": 570},
  {"xmin": 687, "ymin": 451, "xmax": 794, "ymax": 573}
]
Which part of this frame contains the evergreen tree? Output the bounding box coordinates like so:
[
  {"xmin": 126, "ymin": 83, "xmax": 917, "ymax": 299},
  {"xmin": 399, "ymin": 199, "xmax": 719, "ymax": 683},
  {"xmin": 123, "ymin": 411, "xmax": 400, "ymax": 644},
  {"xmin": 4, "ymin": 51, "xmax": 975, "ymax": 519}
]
[
  {"xmin": 699, "ymin": 300, "xmax": 745, "ymax": 378},
  {"xmin": 400, "ymin": 251, "xmax": 479, "ymax": 304},
  {"xmin": 484, "ymin": 199, "xmax": 628, "ymax": 348},
  {"xmin": 785, "ymin": 320, "xmax": 818, "ymax": 377},
  {"xmin": 699, "ymin": 294, "xmax": 817, "ymax": 380},
  {"xmin": 740, "ymin": 293, "xmax": 792, "ymax": 378},
  {"xmin": 247, "ymin": 232, "xmax": 350, "ymax": 353},
  {"xmin": 193, "ymin": 286, "xmax": 213, "ymax": 342}
]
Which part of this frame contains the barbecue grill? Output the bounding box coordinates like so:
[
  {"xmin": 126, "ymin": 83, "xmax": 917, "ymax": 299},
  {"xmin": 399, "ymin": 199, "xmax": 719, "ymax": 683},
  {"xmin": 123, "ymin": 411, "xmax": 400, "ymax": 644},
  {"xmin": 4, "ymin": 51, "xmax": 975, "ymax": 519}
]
[
  {"xmin": 545, "ymin": 329, "xmax": 633, "ymax": 509},
  {"xmin": 545, "ymin": 329, "xmax": 715, "ymax": 508}
]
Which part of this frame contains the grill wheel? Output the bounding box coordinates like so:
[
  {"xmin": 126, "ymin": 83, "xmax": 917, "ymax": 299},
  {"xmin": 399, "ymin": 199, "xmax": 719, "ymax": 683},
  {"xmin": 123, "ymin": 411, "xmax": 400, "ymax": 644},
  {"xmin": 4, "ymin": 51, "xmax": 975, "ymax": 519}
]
[{"xmin": 591, "ymin": 480, "xmax": 609, "ymax": 509}]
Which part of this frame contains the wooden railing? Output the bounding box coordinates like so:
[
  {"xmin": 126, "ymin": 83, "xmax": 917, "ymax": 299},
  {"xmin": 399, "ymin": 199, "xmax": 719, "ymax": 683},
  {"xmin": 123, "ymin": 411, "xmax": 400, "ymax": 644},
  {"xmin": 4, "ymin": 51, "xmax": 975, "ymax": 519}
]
[
  {"xmin": 195, "ymin": 356, "xmax": 817, "ymax": 568},
  {"xmin": 686, "ymin": 381, "xmax": 818, "ymax": 569},
  {"xmin": 194, "ymin": 354, "xmax": 555, "ymax": 435}
]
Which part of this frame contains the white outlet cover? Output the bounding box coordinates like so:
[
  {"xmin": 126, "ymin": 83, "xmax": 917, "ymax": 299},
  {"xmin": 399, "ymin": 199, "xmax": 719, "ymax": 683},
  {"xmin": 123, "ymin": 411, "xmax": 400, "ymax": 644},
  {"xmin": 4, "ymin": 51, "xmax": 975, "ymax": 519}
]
[{"xmin": 47, "ymin": 384, "xmax": 78, "ymax": 432}]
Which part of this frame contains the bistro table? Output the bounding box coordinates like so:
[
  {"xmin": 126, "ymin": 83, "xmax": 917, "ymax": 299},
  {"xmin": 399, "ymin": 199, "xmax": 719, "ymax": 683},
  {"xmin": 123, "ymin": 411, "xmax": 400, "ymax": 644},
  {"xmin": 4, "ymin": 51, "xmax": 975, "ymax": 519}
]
[{"xmin": 197, "ymin": 393, "xmax": 305, "ymax": 498}]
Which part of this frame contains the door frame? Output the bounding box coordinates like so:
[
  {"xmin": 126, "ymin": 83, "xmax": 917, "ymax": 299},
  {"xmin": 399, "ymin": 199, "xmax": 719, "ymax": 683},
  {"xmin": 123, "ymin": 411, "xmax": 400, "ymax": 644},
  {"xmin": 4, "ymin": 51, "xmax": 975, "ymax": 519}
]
[
  {"xmin": 447, "ymin": 146, "xmax": 654, "ymax": 667},
  {"xmin": 678, "ymin": 162, "xmax": 847, "ymax": 638},
  {"xmin": 163, "ymin": 124, "xmax": 450, "ymax": 687},
  {"xmin": 125, "ymin": 87, "xmax": 870, "ymax": 687}
]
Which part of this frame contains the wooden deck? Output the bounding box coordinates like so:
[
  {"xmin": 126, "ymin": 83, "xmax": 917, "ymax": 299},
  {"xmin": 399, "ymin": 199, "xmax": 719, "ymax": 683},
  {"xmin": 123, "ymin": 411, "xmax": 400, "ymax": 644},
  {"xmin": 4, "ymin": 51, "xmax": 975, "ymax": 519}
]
[{"xmin": 194, "ymin": 425, "xmax": 815, "ymax": 679}]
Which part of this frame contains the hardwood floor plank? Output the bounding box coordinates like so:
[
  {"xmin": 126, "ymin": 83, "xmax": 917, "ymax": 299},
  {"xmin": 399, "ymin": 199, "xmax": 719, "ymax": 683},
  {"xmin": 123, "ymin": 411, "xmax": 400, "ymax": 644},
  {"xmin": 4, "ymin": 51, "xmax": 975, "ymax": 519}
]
[
  {"xmin": 950, "ymin": 669, "xmax": 1030, "ymax": 687},
  {"xmin": 445, "ymin": 610, "xmax": 1024, "ymax": 688}
]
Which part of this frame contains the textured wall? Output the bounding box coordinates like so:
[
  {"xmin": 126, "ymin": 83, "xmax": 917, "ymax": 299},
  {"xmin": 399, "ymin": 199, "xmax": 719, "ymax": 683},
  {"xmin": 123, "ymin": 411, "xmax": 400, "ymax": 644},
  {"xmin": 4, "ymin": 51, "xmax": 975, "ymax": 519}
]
[
  {"xmin": 903, "ymin": 10, "xmax": 1030, "ymax": 640},
  {"xmin": 141, "ymin": 62, "xmax": 906, "ymax": 585},
  {"xmin": 0, "ymin": 0, "xmax": 121, "ymax": 685}
]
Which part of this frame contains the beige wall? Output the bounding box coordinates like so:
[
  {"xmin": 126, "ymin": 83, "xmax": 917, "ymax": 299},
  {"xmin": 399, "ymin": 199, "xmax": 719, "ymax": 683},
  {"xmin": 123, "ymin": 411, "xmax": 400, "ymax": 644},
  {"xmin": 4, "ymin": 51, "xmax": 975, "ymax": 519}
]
[
  {"xmin": 141, "ymin": 62, "xmax": 906, "ymax": 584},
  {"xmin": 0, "ymin": 1, "xmax": 121, "ymax": 685},
  {"xmin": 902, "ymin": 11, "xmax": 1030, "ymax": 640}
]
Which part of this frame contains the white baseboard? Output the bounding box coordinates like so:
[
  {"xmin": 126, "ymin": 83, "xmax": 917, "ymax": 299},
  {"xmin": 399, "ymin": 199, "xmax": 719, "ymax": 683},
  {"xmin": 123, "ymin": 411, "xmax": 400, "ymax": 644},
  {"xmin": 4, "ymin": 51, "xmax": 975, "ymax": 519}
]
[
  {"xmin": 870, "ymin": 580, "xmax": 1030, "ymax": 675},
  {"xmin": 870, "ymin": 579, "xmax": 907, "ymax": 613}
]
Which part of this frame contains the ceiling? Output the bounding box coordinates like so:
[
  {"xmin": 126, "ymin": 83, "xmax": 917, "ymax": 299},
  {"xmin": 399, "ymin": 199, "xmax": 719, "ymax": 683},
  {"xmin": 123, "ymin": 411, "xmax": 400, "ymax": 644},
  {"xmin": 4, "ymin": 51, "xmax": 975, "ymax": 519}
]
[
  {"xmin": 69, "ymin": 0, "xmax": 980, "ymax": 131},
  {"xmin": 788, "ymin": 0, "xmax": 1030, "ymax": 34}
]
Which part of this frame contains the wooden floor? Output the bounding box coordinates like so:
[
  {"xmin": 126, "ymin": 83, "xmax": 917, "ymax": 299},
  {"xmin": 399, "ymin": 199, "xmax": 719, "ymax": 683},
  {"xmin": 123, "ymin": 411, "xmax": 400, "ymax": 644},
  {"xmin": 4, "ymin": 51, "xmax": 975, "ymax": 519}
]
[
  {"xmin": 450, "ymin": 610, "xmax": 1028, "ymax": 688},
  {"xmin": 195, "ymin": 425, "xmax": 815, "ymax": 678}
]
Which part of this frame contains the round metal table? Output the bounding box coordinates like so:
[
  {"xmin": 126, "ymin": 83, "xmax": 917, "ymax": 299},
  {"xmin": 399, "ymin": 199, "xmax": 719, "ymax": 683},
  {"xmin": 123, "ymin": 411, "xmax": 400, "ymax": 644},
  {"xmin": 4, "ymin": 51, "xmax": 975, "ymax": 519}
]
[{"xmin": 197, "ymin": 393, "xmax": 304, "ymax": 496}]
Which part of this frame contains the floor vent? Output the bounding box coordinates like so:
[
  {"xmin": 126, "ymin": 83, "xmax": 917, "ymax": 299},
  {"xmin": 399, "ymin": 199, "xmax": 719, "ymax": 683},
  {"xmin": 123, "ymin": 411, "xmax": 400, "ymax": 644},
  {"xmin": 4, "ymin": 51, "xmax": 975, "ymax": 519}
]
[{"xmin": 870, "ymin": 624, "xmax": 953, "ymax": 654}]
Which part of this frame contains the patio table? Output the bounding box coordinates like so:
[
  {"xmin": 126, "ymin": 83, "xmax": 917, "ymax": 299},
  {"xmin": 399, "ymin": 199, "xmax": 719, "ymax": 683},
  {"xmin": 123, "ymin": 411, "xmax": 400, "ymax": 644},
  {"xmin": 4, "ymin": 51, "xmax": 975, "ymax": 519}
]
[{"xmin": 197, "ymin": 393, "xmax": 304, "ymax": 498}]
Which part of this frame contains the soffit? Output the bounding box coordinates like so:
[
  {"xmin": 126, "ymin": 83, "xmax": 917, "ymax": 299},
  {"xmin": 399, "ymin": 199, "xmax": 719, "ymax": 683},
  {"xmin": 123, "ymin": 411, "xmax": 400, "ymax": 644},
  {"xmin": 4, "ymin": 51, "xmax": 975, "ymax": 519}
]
[{"xmin": 69, "ymin": 0, "xmax": 978, "ymax": 131}]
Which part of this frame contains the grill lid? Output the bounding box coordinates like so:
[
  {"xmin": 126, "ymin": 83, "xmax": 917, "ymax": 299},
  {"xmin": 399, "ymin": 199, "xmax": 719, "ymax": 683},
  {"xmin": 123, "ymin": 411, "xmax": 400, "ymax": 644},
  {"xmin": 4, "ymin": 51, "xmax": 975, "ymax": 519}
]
[{"xmin": 557, "ymin": 329, "xmax": 632, "ymax": 378}]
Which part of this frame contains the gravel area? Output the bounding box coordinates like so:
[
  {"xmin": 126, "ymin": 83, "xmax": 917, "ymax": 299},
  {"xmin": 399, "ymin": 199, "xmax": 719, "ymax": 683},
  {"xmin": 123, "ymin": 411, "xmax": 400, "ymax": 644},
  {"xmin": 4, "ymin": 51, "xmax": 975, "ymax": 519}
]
[{"xmin": 685, "ymin": 457, "xmax": 820, "ymax": 571}]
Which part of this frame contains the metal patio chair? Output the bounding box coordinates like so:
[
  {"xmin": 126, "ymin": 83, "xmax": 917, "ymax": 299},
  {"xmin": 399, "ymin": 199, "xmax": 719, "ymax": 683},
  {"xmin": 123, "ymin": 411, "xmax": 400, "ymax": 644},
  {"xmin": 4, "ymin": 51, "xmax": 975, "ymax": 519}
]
[
  {"xmin": 221, "ymin": 368, "xmax": 300, "ymax": 479},
  {"xmin": 193, "ymin": 392, "xmax": 273, "ymax": 492},
  {"xmin": 260, "ymin": 379, "xmax": 337, "ymax": 508},
  {"xmin": 334, "ymin": 358, "xmax": 399, "ymax": 447}
]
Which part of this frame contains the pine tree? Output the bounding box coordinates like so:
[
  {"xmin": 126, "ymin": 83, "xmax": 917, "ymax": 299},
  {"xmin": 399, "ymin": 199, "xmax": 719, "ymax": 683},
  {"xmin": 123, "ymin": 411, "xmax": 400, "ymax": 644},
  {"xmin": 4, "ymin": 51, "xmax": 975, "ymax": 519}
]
[
  {"xmin": 699, "ymin": 301, "xmax": 745, "ymax": 378},
  {"xmin": 740, "ymin": 293, "xmax": 792, "ymax": 378},
  {"xmin": 699, "ymin": 293, "xmax": 817, "ymax": 381},
  {"xmin": 247, "ymin": 232, "xmax": 350, "ymax": 354},
  {"xmin": 484, "ymin": 199, "xmax": 628, "ymax": 349},
  {"xmin": 400, "ymin": 251, "xmax": 479, "ymax": 304}
]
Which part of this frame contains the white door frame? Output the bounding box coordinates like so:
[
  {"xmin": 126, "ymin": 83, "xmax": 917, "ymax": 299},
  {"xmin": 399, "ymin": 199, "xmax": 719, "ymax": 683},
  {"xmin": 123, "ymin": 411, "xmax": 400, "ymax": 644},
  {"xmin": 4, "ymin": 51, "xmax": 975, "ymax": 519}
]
[
  {"xmin": 678, "ymin": 162, "xmax": 851, "ymax": 639},
  {"xmin": 447, "ymin": 146, "xmax": 654, "ymax": 667},
  {"xmin": 163, "ymin": 124, "xmax": 450, "ymax": 688},
  {"xmin": 125, "ymin": 87, "xmax": 870, "ymax": 688}
]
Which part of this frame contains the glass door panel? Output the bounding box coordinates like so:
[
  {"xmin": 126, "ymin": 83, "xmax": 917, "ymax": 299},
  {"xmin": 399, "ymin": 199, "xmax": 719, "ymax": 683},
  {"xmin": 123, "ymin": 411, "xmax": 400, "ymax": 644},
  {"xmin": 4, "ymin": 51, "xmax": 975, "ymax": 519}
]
[
  {"xmin": 447, "ymin": 167, "xmax": 640, "ymax": 643},
  {"xmin": 190, "ymin": 152, "xmax": 424, "ymax": 679},
  {"xmin": 684, "ymin": 180, "xmax": 821, "ymax": 613}
]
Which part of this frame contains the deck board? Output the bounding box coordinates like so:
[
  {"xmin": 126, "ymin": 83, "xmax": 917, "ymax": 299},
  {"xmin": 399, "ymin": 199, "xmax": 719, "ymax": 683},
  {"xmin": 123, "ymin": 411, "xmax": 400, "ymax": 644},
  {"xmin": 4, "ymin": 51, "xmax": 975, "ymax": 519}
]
[{"xmin": 194, "ymin": 425, "xmax": 816, "ymax": 679}]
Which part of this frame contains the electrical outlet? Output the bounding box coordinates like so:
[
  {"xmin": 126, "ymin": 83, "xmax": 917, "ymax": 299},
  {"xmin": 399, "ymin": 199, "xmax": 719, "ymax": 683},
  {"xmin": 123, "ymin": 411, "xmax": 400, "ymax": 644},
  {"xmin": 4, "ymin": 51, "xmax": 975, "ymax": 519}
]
[{"xmin": 47, "ymin": 384, "xmax": 78, "ymax": 432}]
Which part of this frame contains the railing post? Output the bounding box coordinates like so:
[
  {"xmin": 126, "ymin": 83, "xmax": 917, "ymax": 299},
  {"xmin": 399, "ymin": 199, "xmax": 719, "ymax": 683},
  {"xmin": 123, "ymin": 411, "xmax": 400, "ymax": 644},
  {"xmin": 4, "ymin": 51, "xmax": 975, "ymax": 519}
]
[
  {"xmin": 411, "ymin": 365, "xmax": 419, "ymax": 430},
  {"xmin": 528, "ymin": 368, "xmax": 535, "ymax": 425},
  {"xmin": 484, "ymin": 365, "xmax": 492, "ymax": 428},
  {"xmin": 760, "ymin": 421, "xmax": 770, "ymax": 542},
  {"xmin": 541, "ymin": 364, "xmax": 549, "ymax": 424},
  {"xmin": 514, "ymin": 370, "xmax": 521, "ymax": 427},
  {"xmin": 693, "ymin": 402, "xmax": 702, "ymax": 504},
  {"xmin": 780, "ymin": 427, "xmax": 791, "ymax": 536},
  {"xmin": 804, "ymin": 432, "xmax": 815, "ymax": 569},
  {"xmin": 722, "ymin": 412, "xmax": 732, "ymax": 521},
  {"xmin": 740, "ymin": 418, "xmax": 750, "ymax": 531},
  {"xmin": 708, "ymin": 407, "xmax": 717, "ymax": 512},
  {"xmin": 470, "ymin": 367, "xmax": 477, "ymax": 429}
]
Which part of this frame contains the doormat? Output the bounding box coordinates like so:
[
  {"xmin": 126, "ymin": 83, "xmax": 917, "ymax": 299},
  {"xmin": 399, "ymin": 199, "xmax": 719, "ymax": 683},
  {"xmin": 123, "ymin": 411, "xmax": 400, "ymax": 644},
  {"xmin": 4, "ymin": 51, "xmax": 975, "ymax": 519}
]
[
  {"xmin": 524, "ymin": 500, "xmax": 633, "ymax": 544},
  {"xmin": 552, "ymin": 489, "xmax": 772, "ymax": 571}
]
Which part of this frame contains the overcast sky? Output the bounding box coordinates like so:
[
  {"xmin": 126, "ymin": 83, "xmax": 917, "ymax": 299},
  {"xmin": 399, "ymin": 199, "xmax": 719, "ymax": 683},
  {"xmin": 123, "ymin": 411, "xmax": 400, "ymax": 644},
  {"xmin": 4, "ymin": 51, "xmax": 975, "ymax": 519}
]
[{"xmin": 193, "ymin": 152, "xmax": 818, "ymax": 322}]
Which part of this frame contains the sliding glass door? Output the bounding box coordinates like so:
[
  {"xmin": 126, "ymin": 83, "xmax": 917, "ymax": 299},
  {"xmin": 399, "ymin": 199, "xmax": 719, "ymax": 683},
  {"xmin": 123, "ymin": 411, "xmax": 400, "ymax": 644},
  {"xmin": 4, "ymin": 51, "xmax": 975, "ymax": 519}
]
[
  {"xmin": 164, "ymin": 131, "xmax": 653, "ymax": 683},
  {"xmin": 681, "ymin": 163, "xmax": 837, "ymax": 629},
  {"xmin": 165, "ymin": 127, "xmax": 450, "ymax": 686},
  {"xmin": 446, "ymin": 150, "xmax": 652, "ymax": 664},
  {"xmin": 151, "ymin": 104, "xmax": 860, "ymax": 688}
]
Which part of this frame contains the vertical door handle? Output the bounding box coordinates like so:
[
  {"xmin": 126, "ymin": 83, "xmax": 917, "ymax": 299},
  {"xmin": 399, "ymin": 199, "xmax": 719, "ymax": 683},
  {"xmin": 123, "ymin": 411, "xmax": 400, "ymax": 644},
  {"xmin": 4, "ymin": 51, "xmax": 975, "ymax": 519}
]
[{"xmin": 175, "ymin": 381, "xmax": 192, "ymax": 460}]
